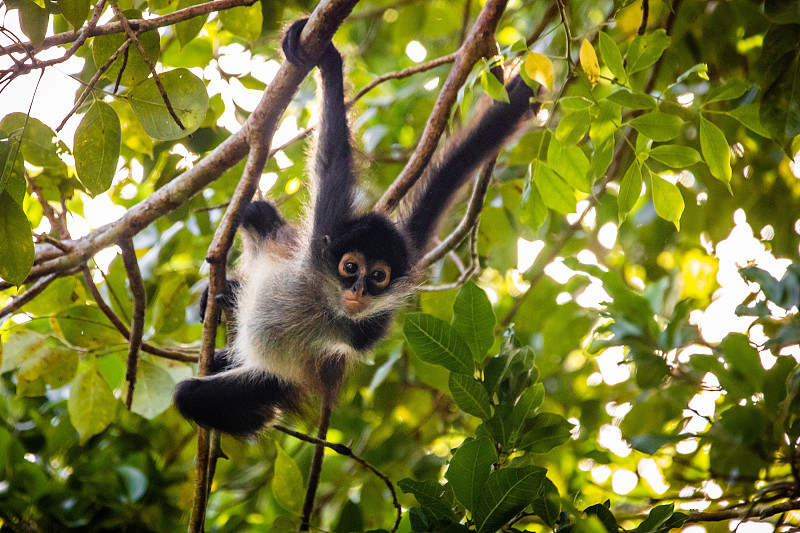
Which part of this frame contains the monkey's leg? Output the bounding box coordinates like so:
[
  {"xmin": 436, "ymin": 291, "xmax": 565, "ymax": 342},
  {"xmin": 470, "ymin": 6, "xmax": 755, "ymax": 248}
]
[{"xmin": 174, "ymin": 368, "xmax": 300, "ymax": 436}]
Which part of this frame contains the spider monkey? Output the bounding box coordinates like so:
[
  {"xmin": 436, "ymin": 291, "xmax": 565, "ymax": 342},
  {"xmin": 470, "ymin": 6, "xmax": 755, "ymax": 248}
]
[{"xmin": 174, "ymin": 19, "xmax": 539, "ymax": 436}]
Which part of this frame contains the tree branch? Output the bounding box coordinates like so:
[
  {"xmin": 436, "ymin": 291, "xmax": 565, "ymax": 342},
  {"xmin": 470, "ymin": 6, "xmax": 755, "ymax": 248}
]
[
  {"xmin": 419, "ymin": 157, "xmax": 496, "ymax": 269},
  {"xmin": 0, "ymin": 0, "xmax": 257, "ymax": 56},
  {"xmin": 347, "ymin": 53, "xmax": 457, "ymax": 105},
  {"xmin": 374, "ymin": 0, "xmax": 511, "ymax": 214},
  {"xmin": 80, "ymin": 266, "xmax": 198, "ymax": 362},
  {"xmin": 119, "ymin": 238, "xmax": 145, "ymax": 410},
  {"xmin": 108, "ymin": 2, "xmax": 185, "ymax": 130},
  {"xmin": 275, "ymin": 424, "xmax": 403, "ymax": 533}
]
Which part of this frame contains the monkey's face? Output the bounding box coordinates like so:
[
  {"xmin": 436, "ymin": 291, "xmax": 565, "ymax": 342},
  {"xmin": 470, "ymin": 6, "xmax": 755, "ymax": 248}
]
[
  {"xmin": 337, "ymin": 251, "xmax": 392, "ymax": 315},
  {"xmin": 326, "ymin": 214, "xmax": 410, "ymax": 318}
]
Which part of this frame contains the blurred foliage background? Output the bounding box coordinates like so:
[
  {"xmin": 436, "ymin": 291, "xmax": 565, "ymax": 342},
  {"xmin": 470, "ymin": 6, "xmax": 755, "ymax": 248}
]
[{"xmin": 1, "ymin": 0, "xmax": 800, "ymax": 531}]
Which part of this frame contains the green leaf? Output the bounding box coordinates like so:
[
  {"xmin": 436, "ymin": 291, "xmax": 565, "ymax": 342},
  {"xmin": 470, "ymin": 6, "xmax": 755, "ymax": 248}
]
[
  {"xmin": 699, "ymin": 116, "xmax": 732, "ymax": 188},
  {"xmin": 531, "ymin": 477, "xmax": 561, "ymax": 528},
  {"xmin": 57, "ymin": 0, "xmax": 89, "ymax": 28},
  {"xmin": 116, "ymin": 465, "xmax": 148, "ymax": 503},
  {"xmin": 598, "ymin": 31, "xmax": 627, "ymax": 83},
  {"xmin": 705, "ymin": 79, "xmax": 751, "ymax": 103},
  {"xmin": 403, "ymin": 313, "xmax": 474, "ymax": 375},
  {"xmin": 647, "ymin": 145, "xmax": 701, "ymax": 168},
  {"xmin": 0, "ymin": 191, "xmax": 34, "ymax": 286},
  {"xmin": 19, "ymin": 0, "xmax": 49, "ymax": 47},
  {"xmin": 585, "ymin": 502, "xmax": 620, "ymax": 533},
  {"xmin": 273, "ymin": 441, "xmax": 304, "ymax": 515},
  {"xmin": 606, "ymin": 89, "xmax": 657, "ymax": 110},
  {"xmin": 452, "ymin": 281, "xmax": 496, "ymax": 360},
  {"xmin": 17, "ymin": 345, "xmax": 78, "ymax": 396},
  {"xmin": 720, "ymin": 333, "xmax": 764, "ymax": 395},
  {"xmin": 629, "ymin": 434, "xmax": 685, "ymax": 455},
  {"xmin": 481, "ymin": 71, "xmax": 510, "ymax": 103},
  {"xmin": 68, "ymin": 368, "xmax": 117, "ymax": 443},
  {"xmin": 129, "ymin": 69, "xmax": 209, "ymax": 141},
  {"xmin": 398, "ymin": 479, "xmax": 455, "ymax": 521},
  {"xmin": 636, "ymin": 504, "xmax": 674, "ymax": 533},
  {"xmin": 626, "ymin": 30, "xmax": 671, "ymax": 75},
  {"xmin": 92, "ymin": 18, "xmax": 160, "ymax": 87},
  {"xmin": 175, "ymin": 0, "xmax": 208, "ymax": 47},
  {"xmin": 556, "ymin": 109, "xmax": 591, "ymax": 145},
  {"xmin": 629, "ymin": 112, "xmax": 683, "ymax": 141},
  {"xmin": 760, "ymin": 48, "xmax": 800, "ymax": 142},
  {"xmin": 151, "ymin": 275, "xmax": 188, "ymax": 334},
  {"xmin": 55, "ymin": 305, "xmax": 123, "ymax": 349},
  {"xmin": 74, "ymin": 102, "xmax": 121, "ymax": 196},
  {"xmin": 219, "ymin": 1, "xmax": 263, "ymax": 41},
  {"xmin": 618, "ymin": 162, "xmax": 642, "ymax": 220},
  {"xmin": 510, "ymin": 383, "xmax": 544, "ymax": 442},
  {"xmin": 0, "ymin": 330, "xmax": 45, "ymax": 374},
  {"xmin": 449, "ymin": 373, "xmax": 492, "ymax": 419},
  {"xmin": 764, "ymin": 0, "xmax": 800, "ymax": 24},
  {"xmin": 516, "ymin": 412, "xmax": 574, "ymax": 453},
  {"xmin": 445, "ymin": 436, "xmax": 498, "ymax": 512},
  {"xmin": 129, "ymin": 360, "xmax": 175, "ymax": 419},
  {"xmin": 548, "ymin": 138, "xmax": 591, "ymax": 193},
  {"xmin": 729, "ymin": 104, "xmax": 771, "ymax": 138},
  {"xmin": 473, "ymin": 466, "xmax": 547, "ymax": 533},
  {"xmin": 0, "ymin": 113, "xmax": 64, "ymax": 168},
  {"xmin": 648, "ymin": 169, "xmax": 684, "ymax": 230},
  {"xmin": 590, "ymin": 100, "xmax": 622, "ymax": 145},
  {"xmin": 532, "ymin": 160, "xmax": 576, "ymax": 215}
]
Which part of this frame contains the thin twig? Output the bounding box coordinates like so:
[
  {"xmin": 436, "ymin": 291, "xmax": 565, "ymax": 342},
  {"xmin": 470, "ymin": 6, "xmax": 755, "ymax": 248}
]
[
  {"xmin": 108, "ymin": 2, "xmax": 185, "ymax": 130},
  {"xmin": 80, "ymin": 266, "xmax": 199, "ymax": 362},
  {"xmin": 554, "ymin": 0, "xmax": 573, "ymax": 64},
  {"xmin": 119, "ymin": 238, "xmax": 145, "ymax": 410},
  {"xmin": 0, "ymin": 0, "xmax": 106, "ymax": 82},
  {"xmin": 274, "ymin": 425, "xmax": 403, "ymax": 532},
  {"xmin": 300, "ymin": 401, "xmax": 333, "ymax": 532},
  {"xmin": 55, "ymin": 37, "xmax": 132, "ymax": 132},
  {"xmin": 639, "ymin": 0, "xmax": 650, "ymax": 35},
  {"xmin": 419, "ymin": 158, "xmax": 496, "ymax": 269},
  {"xmin": 0, "ymin": 274, "xmax": 58, "ymax": 320},
  {"xmin": 1, "ymin": 0, "xmax": 257, "ymax": 56},
  {"xmin": 347, "ymin": 53, "xmax": 457, "ymax": 105},
  {"xmin": 375, "ymin": 0, "xmax": 511, "ymax": 214}
]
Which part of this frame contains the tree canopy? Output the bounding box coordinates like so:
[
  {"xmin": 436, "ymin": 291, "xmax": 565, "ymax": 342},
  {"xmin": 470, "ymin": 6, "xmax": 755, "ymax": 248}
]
[{"xmin": 1, "ymin": 0, "xmax": 800, "ymax": 532}]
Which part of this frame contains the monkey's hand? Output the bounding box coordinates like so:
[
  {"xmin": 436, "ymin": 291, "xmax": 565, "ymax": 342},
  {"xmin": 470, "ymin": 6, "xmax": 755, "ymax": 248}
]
[
  {"xmin": 199, "ymin": 278, "xmax": 240, "ymax": 322},
  {"xmin": 282, "ymin": 18, "xmax": 341, "ymax": 71}
]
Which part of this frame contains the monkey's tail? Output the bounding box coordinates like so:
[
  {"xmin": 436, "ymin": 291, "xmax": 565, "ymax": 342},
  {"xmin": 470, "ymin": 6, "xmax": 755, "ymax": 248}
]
[
  {"xmin": 174, "ymin": 367, "xmax": 301, "ymax": 436},
  {"xmin": 403, "ymin": 76, "xmax": 539, "ymax": 252}
]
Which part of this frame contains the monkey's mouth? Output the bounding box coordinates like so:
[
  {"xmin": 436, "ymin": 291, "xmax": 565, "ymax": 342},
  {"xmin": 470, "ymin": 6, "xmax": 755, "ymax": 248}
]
[{"xmin": 342, "ymin": 293, "xmax": 370, "ymax": 316}]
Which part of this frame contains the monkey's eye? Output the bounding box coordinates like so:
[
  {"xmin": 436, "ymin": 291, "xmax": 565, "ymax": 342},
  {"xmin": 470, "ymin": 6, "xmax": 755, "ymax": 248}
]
[
  {"xmin": 369, "ymin": 264, "xmax": 391, "ymax": 288},
  {"xmin": 338, "ymin": 252, "xmax": 365, "ymax": 277}
]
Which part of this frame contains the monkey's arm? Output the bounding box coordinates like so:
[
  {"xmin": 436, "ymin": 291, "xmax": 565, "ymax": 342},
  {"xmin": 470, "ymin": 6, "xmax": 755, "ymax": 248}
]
[
  {"xmin": 404, "ymin": 76, "xmax": 538, "ymax": 252},
  {"xmin": 282, "ymin": 19, "xmax": 355, "ymax": 243}
]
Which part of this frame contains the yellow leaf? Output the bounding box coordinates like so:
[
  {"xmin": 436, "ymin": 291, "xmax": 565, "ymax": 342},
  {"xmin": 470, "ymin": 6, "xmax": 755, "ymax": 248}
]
[
  {"xmin": 580, "ymin": 39, "xmax": 600, "ymax": 86},
  {"xmin": 524, "ymin": 52, "xmax": 554, "ymax": 92}
]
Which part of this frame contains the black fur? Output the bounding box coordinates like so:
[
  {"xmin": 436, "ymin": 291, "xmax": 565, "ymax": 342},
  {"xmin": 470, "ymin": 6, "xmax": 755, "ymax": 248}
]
[
  {"xmin": 175, "ymin": 368, "xmax": 301, "ymax": 436},
  {"xmin": 327, "ymin": 213, "xmax": 410, "ymax": 280},
  {"xmin": 175, "ymin": 19, "xmax": 538, "ymax": 437},
  {"xmin": 199, "ymin": 279, "xmax": 239, "ymax": 322},
  {"xmin": 241, "ymin": 201, "xmax": 286, "ymax": 240},
  {"xmin": 346, "ymin": 311, "xmax": 392, "ymax": 351},
  {"xmin": 403, "ymin": 75, "xmax": 538, "ymax": 251}
]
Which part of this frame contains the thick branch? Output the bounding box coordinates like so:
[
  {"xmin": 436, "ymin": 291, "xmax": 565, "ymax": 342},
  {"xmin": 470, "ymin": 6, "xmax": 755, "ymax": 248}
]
[{"xmin": 374, "ymin": 0, "xmax": 510, "ymax": 214}]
